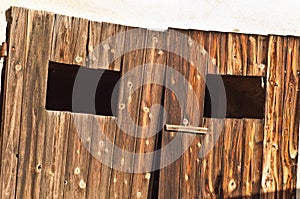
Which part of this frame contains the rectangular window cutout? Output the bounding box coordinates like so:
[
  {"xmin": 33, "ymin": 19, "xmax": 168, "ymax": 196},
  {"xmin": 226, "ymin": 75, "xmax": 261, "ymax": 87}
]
[
  {"xmin": 46, "ymin": 61, "xmax": 120, "ymax": 116},
  {"xmin": 204, "ymin": 74, "xmax": 266, "ymax": 119}
]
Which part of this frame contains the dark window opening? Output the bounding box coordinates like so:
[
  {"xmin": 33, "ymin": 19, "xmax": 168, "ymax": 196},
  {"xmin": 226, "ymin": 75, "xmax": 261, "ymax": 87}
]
[
  {"xmin": 204, "ymin": 74, "xmax": 266, "ymax": 119},
  {"xmin": 46, "ymin": 61, "xmax": 120, "ymax": 116}
]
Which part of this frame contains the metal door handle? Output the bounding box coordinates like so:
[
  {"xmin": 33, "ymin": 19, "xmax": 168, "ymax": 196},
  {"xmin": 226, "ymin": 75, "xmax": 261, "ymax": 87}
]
[{"xmin": 165, "ymin": 124, "xmax": 208, "ymax": 135}]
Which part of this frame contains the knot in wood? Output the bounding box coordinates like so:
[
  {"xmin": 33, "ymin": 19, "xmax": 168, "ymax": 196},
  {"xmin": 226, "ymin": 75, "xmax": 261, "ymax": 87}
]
[
  {"xmin": 15, "ymin": 64, "xmax": 22, "ymax": 71},
  {"xmin": 36, "ymin": 164, "xmax": 42, "ymax": 172},
  {"xmin": 79, "ymin": 179, "xmax": 86, "ymax": 189},
  {"xmin": 228, "ymin": 179, "xmax": 237, "ymax": 193},
  {"xmin": 188, "ymin": 38, "xmax": 193, "ymax": 46},
  {"xmin": 152, "ymin": 37, "xmax": 158, "ymax": 43},
  {"xmin": 75, "ymin": 56, "xmax": 83, "ymax": 64},
  {"xmin": 136, "ymin": 192, "xmax": 142, "ymax": 197},
  {"xmin": 74, "ymin": 167, "xmax": 80, "ymax": 175}
]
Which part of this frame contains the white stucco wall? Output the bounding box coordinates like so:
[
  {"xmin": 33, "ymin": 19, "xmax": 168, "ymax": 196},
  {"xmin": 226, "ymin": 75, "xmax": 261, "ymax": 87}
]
[{"xmin": 2, "ymin": 0, "xmax": 300, "ymax": 43}]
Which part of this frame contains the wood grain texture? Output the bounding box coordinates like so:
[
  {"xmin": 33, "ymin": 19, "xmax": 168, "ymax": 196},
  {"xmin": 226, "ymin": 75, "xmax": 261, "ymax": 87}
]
[
  {"xmin": 51, "ymin": 14, "xmax": 88, "ymax": 65},
  {"xmin": 0, "ymin": 7, "xmax": 28, "ymax": 199},
  {"xmin": 130, "ymin": 30, "xmax": 167, "ymax": 199},
  {"xmin": 241, "ymin": 119, "xmax": 264, "ymax": 197},
  {"xmin": 39, "ymin": 111, "xmax": 71, "ymax": 198},
  {"xmin": 51, "ymin": 15, "xmax": 91, "ymax": 199},
  {"xmin": 14, "ymin": 9, "xmax": 54, "ymax": 199},
  {"xmin": 261, "ymin": 35, "xmax": 287, "ymax": 198},
  {"xmin": 198, "ymin": 119, "xmax": 264, "ymax": 198},
  {"xmin": 88, "ymin": 22, "xmax": 126, "ymax": 70},
  {"xmin": 199, "ymin": 118, "xmax": 225, "ymax": 198},
  {"xmin": 207, "ymin": 32, "xmax": 227, "ymax": 74},
  {"xmin": 207, "ymin": 32, "xmax": 268, "ymax": 76},
  {"xmin": 227, "ymin": 33, "xmax": 246, "ymax": 75},
  {"xmin": 85, "ymin": 22, "xmax": 126, "ymax": 199},
  {"xmin": 108, "ymin": 27, "xmax": 147, "ymax": 198},
  {"xmin": 157, "ymin": 29, "xmax": 188, "ymax": 199},
  {"xmin": 280, "ymin": 37, "xmax": 299, "ymax": 198},
  {"xmin": 63, "ymin": 114, "xmax": 93, "ymax": 199},
  {"xmin": 247, "ymin": 35, "xmax": 268, "ymax": 76},
  {"xmin": 179, "ymin": 30, "xmax": 208, "ymax": 199},
  {"xmin": 85, "ymin": 116, "xmax": 117, "ymax": 199},
  {"xmin": 222, "ymin": 119, "xmax": 244, "ymax": 198}
]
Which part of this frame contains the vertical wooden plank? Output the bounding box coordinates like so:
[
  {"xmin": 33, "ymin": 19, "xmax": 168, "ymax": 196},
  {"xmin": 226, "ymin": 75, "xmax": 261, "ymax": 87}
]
[
  {"xmin": 261, "ymin": 35, "xmax": 286, "ymax": 198},
  {"xmin": 0, "ymin": 7, "xmax": 28, "ymax": 199},
  {"xmin": 50, "ymin": 15, "xmax": 88, "ymax": 65},
  {"xmin": 280, "ymin": 37, "xmax": 299, "ymax": 198},
  {"xmin": 296, "ymin": 37, "xmax": 300, "ymax": 199},
  {"xmin": 297, "ymin": 97, "xmax": 300, "ymax": 199},
  {"xmin": 251, "ymin": 119, "xmax": 264, "ymax": 197},
  {"xmin": 50, "ymin": 15, "xmax": 90, "ymax": 199},
  {"xmin": 85, "ymin": 22, "xmax": 126, "ymax": 199},
  {"xmin": 85, "ymin": 116, "xmax": 117, "ymax": 199},
  {"xmin": 157, "ymin": 29, "xmax": 187, "ymax": 199},
  {"xmin": 43, "ymin": 14, "xmax": 90, "ymax": 199},
  {"xmin": 109, "ymin": 27, "xmax": 147, "ymax": 198},
  {"xmin": 198, "ymin": 118, "xmax": 225, "ymax": 198},
  {"xmin": 207, "ymin": 32, "xmax": 227, "ymax": 74},
  {"xmin": 241, "ymin": 119, "xmax": 264, "ymax": 197},
  {"xmin": 63, "ymin": 114, "xmax": 93, "ymax": 199},
  {"xmin": 222, "ymin": 119, "xmax": 244, "ymax": 198},
  {"xmin": 130, "ymin": 30, "xmax": 167, "ymax": 198},
  {"xmin": 207, "ymin": 32, "xmax": 219, "ymax": 74},
  {"xmin": 88, "ymin": 22, "xmax": 126, "ymax": 71},
  {"xmin": 247, "ymin": 35, "xmax": 268, "ymax": 76},
  {"xmin": 240, "ymin": 34, "xmax": 249, "ymax": 76},
  {"xmin": 15, "ymin": 9, "xmax": 54, "ymax": 199},
  {"xmin": 227, "ymin": 33, "xmax": 245, "ymax": 75},
  {"xmin": 179, "ymin": 30, "xmax": 208, "ymax": 199},
  {"xmin": 39, "ymin": 111, "xmax": 71, "ymax": 198},
  {"xmin": 219, "ymin": 33, "xmax": 228, "ymax": 74},
  {"xmin": 241, "ymin": 119, "xmax": 254, "ymax": 197}
]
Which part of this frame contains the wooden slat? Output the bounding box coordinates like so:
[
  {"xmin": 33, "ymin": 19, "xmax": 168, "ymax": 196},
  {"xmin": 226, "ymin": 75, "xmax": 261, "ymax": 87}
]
[
  {"xmin": 14, "ymin": 9, "xmax": 55, "ymax": 198},
  {"xmin": 85, "ymin": 22, "xmax": 126, "ymax": 199},
  {"xmin": 47, "ymin": 13, "xmax": 91, "ymax": 199},
  {"xmin": 207, "ymin": 32, "xmax": 227, "ymax": 74},
  {"xmin": 0, "ymin": 7, "xmax": 28, "ymax": 199},
  {"xmin": 227, "ymin": 33, "xmax": 246, "ymax": 75},
  {"xmin": 261, "ymin": 35, "xmax": 287, "ymax": 198},
  {"xmin": 198, "ymin": 118, "xmax": 225, "ymax": 198},
  {"xmin": 241, "ymin": 119, "xmax": 264, "ymax": 197},
  {"xmin": 51, "ymin": 15, "xmax": 88, "ymax": 65},
  {"xmin": 88, "ymin": 22, "xmax": 126, "ymax": 70},
  {"xmin": 109, "ymin": 27, "xmax": 147, "ymax": 198},
  {"xmin": 222, "ymin": 119, "xmax": 244, "ymax": 198},
  {"xmin": 63, "ymin": 114, "xmax": 93, "ymax": 198},
  {"xmin": 39, "ymin": 111, "xmax": 71, "ymax": 198},
  {"xmin": 130, "ymin": 30, "xmax": 167, "ymax": 198},
  {"xmin": 280, "ymin": 37, "xmax": 299, "ymax": 198},
  {"xmin": 246, "ymin": 35, "xmax": 268, "ymax": 76},
  {"xmin": 251, "ymin": 119, "xmax": 264, "ymax": 197},
  {"xmin": 179, "ymin": 30, "xmax": 208, "ymax": 199},
  {"xmin": 85, "ymin": 116, "xmax": 117, "ymax": 199},
  {"xmin": 198, "ymin": 119, "xmax": 264, "ymax": 198},
  {"xmin": 50, "ymin": 15, "xmax": 91, "ymax": 199},
  {"xmin": 157, "ymin": 29, "xmax": 188, "ymax": 199}
]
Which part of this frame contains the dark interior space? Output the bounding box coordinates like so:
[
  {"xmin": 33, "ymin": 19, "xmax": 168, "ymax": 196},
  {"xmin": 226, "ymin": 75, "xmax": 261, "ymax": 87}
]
[
  {"xmin": 46, "ymin": 61, "xmax": 120, "ymax": 116},
  {"xmin": 204, "ymin": 74, "xmax": 266, "ymax": 119}
]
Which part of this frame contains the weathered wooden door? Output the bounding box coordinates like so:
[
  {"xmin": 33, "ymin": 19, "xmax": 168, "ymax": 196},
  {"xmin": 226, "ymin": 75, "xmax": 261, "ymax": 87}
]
[
  {"xmin": 0, "ymin": 7, "xmax": 298, "ymax": 199},
  {"xmin": 0, "ymin": 7, "xmax": 208, "ymax": 199}
]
